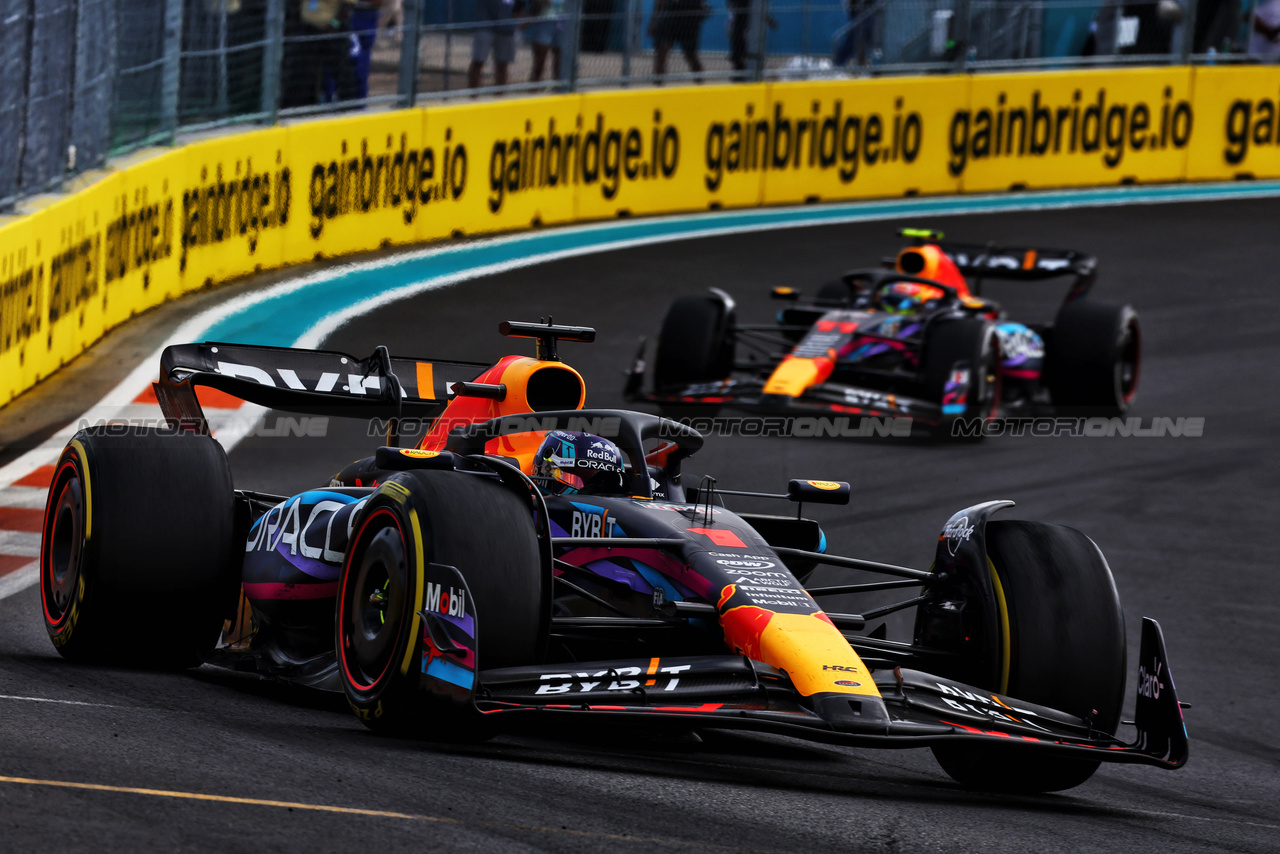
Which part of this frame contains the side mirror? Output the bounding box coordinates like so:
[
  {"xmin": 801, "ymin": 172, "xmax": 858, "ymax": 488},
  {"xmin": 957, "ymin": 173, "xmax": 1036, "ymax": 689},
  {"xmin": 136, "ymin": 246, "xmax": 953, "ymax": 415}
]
[
  {"xmin": 788, "ymin": 479, "xmax": 850, "ymax": 505},
  {"xmin": 771, "ymin": 287, "xmax": 801, "ymax": 301}
]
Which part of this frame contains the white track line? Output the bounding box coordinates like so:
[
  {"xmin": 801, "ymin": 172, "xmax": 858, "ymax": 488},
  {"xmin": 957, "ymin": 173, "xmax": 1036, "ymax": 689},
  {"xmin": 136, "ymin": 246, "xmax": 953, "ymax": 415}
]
[{"xmin": 0, "ymin": 693, "xmax": 116, "ymax": 708}]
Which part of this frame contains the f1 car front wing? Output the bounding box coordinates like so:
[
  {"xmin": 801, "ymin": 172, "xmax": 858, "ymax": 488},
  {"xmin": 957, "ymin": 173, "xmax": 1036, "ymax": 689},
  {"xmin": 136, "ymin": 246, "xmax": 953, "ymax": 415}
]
[{"xmin": 464, "ymin": 618, "xmax": 1187, "ymax": 770}]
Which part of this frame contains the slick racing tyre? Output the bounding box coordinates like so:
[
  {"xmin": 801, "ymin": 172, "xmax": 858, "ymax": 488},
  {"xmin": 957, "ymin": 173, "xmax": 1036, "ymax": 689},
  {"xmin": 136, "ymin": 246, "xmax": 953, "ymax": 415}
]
[
  {"xmin": 921, "ymin": 319, "xmax": 1000, "ymax": 439},
  {"xmin": 1045, "ymin": 301, "xmax": 1140, "ymax": 416},
  {"xmin": 653, "ymin": 295, "xmax": 735, "ymax": 389},
  {"xmin": 931, "ymin": 521, "xmax": 1127, "ymax": 793},
  {"xmin": 41, "ymin": 427, "xmax": 237, "ymax": 667},
  {"xmin": 337, "ymin": 469, "xmax": 544, "ymax": 737}
]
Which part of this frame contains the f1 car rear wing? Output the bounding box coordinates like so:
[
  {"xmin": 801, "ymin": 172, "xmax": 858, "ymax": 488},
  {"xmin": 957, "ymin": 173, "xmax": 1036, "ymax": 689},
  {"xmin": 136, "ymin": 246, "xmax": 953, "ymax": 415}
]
[
  {"xmin": 155, "ymin": 341, "xmax": 491, "ymax": 435},
  {"xmin": 893, "ymin": 229, "xmax": 1098, "ymax": 301},
  {"xmin": 929, "ymin": 240, "xmax": 1097, "ymax": 301}
]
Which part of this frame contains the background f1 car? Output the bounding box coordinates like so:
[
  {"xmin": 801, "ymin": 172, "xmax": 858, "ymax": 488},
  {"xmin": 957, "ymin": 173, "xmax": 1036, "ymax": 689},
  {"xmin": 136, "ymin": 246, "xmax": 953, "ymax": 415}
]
[
  {"xmin": 626, "ymin": 229, "xmax": 1141, "ymax": 435},
  {"xmin": 37, "ymin": 321, "xmax": 1185, "ymax": 793}
]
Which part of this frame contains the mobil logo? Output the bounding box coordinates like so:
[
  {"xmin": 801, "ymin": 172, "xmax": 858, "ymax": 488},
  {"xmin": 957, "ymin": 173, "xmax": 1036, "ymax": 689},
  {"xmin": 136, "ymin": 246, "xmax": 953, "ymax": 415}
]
[{"xmin": 425, "ymin": 581, "xmax": 466, "ymax": 618}]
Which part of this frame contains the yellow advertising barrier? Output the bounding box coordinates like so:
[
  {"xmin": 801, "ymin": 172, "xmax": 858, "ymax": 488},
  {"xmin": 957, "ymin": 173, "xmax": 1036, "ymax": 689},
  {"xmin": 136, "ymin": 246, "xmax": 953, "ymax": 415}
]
[
  {"xmin": 1, "ymin": 66, "xmax": 1278, "ymax": 406},
  {"xmin": 181, "ymin": 127, "xmax": 291, "ymax": 280},
  {"xmin": 572, "ymin": 86, "xmax": 770, "ymax": 220},
  {"xmin": 427, "ymin": 95, "xmax": 582, "ymax": 237},
  {"xmin": 958, "ymin": 68, "xmax": 1195, "ymax": 192},
  {"xmin": 1, "ymin": 214, "xmax": 47, "ymax": 402},
  {"xmin": 763, "ymin": 77, "xmax": 966, "ymax": 204},
  {"xmin": 102, "ymin": 148, "xmax": 182, "ymax": 320},
  {"xmin": 285, "ymin": 111, "xmax": 428, "ymax": 259},
  {"xmin": 1186, "ymin": 66, "xmax": 1280, "ymax": 181}
]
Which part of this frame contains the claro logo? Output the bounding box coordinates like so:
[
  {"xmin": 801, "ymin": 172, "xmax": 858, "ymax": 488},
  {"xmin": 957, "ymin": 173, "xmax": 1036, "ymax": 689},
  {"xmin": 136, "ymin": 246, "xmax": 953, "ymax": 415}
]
[
  {"xmin": 948, "ymin": 87, "xmax": 1192, "ymax": 175},
  {"xmin": 308, "ymin": 132, "xmax": 466, "ymax": 238}
]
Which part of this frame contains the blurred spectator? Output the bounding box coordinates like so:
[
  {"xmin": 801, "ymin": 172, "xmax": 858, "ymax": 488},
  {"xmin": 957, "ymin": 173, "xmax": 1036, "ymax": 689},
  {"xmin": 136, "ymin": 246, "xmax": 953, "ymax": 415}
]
[
  {"xmin": 469, "ymin": 0, "xmax": 519, "ymax": 89},
  {"xmin": 284, "ymin": 0, "xmax": 358, "ymax": 107},
  {"xmin": 651, "ymin": 0, "xmax": 708, "ymax": 79},
  {"xmin": 527, "ymin": 0, "xmax": 564, "ymax": 82},
  {"xmin": 834, "ymin": 0, "xmax": 875, "ymax": 66},
  {"xmin": 1193, "ymin": 0, "xmax": 1241, "ymax": 52},
  {"xmin": 379, "ymin": 0, "xmax": 403, "ymax": 42},
  {"xmin": 728, "ymin": 0, "xmax": 776, "ymax": 79},
  {"xmin": 1251, "ymin": 0, "xmax": 1280, "ymax": 55},
  {"xmin": 728, "ymin": 0, "xmax": 750, "ymax": 74},
  {"xmin": 581, "ymin": 0, "xmax": 615, "ymax": 52},
  {"xmin": 349, "ymin": 1, "xmax": 381, "ymax": 99}
]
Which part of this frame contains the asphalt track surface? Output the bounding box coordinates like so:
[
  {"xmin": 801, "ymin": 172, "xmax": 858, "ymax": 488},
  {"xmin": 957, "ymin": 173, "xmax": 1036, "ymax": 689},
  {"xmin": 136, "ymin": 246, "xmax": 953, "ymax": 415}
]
[{"xmin": 2, "ymin": 199, "xmax": 1278, "ymax": 852}]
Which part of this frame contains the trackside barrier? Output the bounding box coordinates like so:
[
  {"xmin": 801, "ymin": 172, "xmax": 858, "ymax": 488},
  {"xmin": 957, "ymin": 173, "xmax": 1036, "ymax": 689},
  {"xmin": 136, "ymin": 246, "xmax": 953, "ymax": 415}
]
[{"xmin": 3, "ymin": 66, "xmax": 1280, "ymax": 406}]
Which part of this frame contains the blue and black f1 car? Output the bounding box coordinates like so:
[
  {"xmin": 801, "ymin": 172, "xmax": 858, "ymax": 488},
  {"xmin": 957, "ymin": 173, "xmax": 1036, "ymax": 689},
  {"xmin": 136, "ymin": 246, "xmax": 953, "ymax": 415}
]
[
  {"xmin": 39, "ymin": 321, "xmax": 1183, "ymax": 792},
  {"xmin": 625, "ymin": 229, "xmax": 1141, "ymax": 435}
]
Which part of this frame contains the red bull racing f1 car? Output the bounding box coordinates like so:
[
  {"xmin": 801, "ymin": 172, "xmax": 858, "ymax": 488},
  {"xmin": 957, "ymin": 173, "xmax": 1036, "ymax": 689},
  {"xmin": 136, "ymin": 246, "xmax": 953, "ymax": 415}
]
[
  {"xmin": 39, "ymin": 321, "xmax": 1184, "ymax": 792},
  {"xmin": 625, "ymin": 229, "xmax": 1141, "ymax": 436}
]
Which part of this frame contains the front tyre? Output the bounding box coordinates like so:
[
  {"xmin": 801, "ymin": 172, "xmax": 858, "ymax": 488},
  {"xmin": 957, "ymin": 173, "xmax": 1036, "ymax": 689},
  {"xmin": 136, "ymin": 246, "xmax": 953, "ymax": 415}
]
[
  {"xmin": 337, "ymin": 469, "xmax": 544, "ymax": 737},
  {"xmin": 931, "ymin": 521, "xmax": 1126, "ymax": 793},
  {"xmin": 653, "ymin": 295, "xmax": 735, "ymax": 389}
]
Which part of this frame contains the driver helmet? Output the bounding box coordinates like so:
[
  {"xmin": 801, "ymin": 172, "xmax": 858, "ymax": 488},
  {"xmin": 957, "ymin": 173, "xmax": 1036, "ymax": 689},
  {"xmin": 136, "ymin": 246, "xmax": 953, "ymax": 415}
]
[
  {"xmin": 533, "ymin": 430, "xmax": 628, "ymax": 496},
  {"xmin": 879, "ymin": 281, "xmax": 946, "ymax": 315}
]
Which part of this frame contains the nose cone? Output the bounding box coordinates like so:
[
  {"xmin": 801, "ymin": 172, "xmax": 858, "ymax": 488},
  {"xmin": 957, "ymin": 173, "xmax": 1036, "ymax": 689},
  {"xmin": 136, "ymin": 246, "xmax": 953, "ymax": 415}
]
[{"xmin": 811, "ymin": 692, "xmax": 893, "ymax": 732}]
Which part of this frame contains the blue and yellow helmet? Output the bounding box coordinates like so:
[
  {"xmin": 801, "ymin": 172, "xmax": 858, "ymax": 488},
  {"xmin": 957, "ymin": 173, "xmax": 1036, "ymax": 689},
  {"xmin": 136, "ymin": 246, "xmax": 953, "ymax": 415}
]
[{"xmin": 878, "ymin": 281, "xmax": 947, "ymax": 315}]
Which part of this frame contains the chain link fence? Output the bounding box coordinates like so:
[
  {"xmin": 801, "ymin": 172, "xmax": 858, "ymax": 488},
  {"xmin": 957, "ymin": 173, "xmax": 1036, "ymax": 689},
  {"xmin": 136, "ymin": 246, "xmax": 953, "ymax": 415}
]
[{"xmin": 1, "ymin": 0, "xmax": 1273, "ymax": 210}]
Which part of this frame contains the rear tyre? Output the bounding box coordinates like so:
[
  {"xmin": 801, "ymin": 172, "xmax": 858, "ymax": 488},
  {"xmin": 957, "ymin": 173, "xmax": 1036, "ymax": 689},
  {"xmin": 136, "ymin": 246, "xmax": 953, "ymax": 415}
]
[
  {"xmin": 653, "ymin": 295, "xmax": 735, "ymax": 389},
  {"xmin": 1046, "ymin": 301, "xmax": 1140, "ymax": 416},
  {"xmin": 337, "ymin": 469, "xmax": 544, "ymax": 737},
  {"xmin": 921, "ymin": 319, "xmax": 1000, "ymax": 440},
  {"xmin": 41, "ymin": 427, "xmax": 236, "ymax": 667},
  {"xmin": 931, "ymin": 521, "xmax": 1126, "ymax": 793}
]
